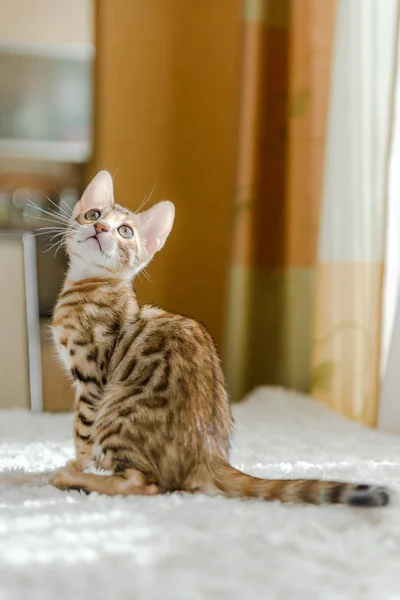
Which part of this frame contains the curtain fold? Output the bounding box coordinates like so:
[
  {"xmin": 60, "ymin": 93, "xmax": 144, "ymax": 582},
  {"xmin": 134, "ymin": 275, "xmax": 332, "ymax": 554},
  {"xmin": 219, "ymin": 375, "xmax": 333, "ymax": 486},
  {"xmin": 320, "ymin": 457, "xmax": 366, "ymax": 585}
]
[
  {"xmin": 311, "ymin": 0, "xmax": 399, "ymax": 426},
  {"xmin": 225, "ymin": 0, "xmax": 399, "ymax": 427},
  {"xmin": 225, "ymin": 0, "xmax": 335, "ymax": 401}
]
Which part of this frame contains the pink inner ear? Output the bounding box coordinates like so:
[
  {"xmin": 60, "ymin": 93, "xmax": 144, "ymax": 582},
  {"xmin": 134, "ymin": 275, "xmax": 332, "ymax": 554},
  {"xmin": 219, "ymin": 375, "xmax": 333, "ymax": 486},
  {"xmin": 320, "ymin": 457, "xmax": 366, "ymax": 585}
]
[
  {"xmin": 73, "ymin": 171, "xmax": 115, "ymax": 218},
  {"xmin": 138, "ymin": 201, "xmax": 175, "ymax": 256}
]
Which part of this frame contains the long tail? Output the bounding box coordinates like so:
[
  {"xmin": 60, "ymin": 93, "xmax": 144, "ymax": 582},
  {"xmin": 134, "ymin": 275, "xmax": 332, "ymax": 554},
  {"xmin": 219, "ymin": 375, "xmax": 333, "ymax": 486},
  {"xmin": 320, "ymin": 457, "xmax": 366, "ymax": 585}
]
[{"xmin": 211, "ymin": 461, "xmax": 390, "ymax": 507}]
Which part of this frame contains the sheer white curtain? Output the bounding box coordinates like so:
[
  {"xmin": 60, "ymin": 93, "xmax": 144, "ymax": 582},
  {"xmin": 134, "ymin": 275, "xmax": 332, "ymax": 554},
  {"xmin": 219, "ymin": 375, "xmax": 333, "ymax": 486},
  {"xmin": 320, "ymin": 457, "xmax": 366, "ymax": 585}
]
[
  {"xmin": 311, "ymin": 0, "xmax": 399, "ymax": 426},
  {"xmin": 379, "ymin": 18, "xmax": 400, "ymax": 433}
]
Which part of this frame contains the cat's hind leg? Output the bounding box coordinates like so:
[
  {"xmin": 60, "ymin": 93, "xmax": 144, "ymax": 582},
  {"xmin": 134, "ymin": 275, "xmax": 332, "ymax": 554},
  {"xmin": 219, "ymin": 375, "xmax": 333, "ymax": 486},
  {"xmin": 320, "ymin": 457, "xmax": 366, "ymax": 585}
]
[{"xmin": 50, "ymin": 468, "xmax": 159, "ymax": 496}]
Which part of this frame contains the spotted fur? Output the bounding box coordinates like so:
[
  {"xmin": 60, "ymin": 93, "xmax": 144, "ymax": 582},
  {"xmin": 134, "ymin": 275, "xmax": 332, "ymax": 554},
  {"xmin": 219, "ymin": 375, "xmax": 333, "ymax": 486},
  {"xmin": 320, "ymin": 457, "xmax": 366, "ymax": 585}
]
[{"xmin": 50, "ymin": 171, "xmax": 390, "ymax": 507}]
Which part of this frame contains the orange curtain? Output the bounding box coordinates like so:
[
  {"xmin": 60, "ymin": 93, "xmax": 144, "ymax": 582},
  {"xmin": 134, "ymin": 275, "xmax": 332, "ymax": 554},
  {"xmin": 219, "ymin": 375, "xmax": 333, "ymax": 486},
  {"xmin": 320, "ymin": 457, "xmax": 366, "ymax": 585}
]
[{"xmin": 225, "ymin": 0, "xmax": 336, "ymax": 401}]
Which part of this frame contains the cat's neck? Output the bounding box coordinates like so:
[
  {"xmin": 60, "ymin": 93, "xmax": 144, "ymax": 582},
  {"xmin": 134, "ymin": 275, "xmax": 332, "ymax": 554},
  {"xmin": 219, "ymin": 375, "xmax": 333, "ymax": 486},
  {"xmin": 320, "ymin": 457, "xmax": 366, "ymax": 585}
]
[
  {"xmin": 64, "ymin": 260, "xmax": 135, "ymax": 293},
  {"xmin": 66, "ymin": 255, "xmax": 127, "ymax": 283},
  {"xmin": 63, "ymin": 256, "xmax": 140, "ymax": 315}
]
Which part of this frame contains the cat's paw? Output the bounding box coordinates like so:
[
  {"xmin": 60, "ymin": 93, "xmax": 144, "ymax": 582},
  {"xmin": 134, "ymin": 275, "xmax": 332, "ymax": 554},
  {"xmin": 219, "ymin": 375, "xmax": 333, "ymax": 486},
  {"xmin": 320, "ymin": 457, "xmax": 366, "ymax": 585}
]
[{"xmin": 50, "ymin": 468, "xmax": 80, "ymax": 491}]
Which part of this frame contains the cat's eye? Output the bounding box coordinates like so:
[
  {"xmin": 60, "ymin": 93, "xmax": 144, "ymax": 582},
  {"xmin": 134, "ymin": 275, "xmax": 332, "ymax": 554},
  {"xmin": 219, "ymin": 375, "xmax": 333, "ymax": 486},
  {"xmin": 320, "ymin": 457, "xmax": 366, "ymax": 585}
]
[
  {"xmin": 85, "ymin": 209, "xmax": 101, "ymax": 221},
  {"xmin": 118, "ymin": 225, "xmax": 133, "ymax": 239}
]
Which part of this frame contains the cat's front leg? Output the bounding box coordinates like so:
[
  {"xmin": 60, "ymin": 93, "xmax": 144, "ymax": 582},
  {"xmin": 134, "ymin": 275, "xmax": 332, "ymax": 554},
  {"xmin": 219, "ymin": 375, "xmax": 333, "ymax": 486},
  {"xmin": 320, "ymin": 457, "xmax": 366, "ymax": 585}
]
[
  {"xmin": 69, "ymin": 444, "xmax": 92, "ymax": 471},
  {"xmin": 50, "ymin": 436, "xmax": 92, "ymax": 486},
  {"xmin": 68, "ymin": 389, "xmax": 98, "ymax": 471},
  {"xmin": 50, "ymin": 421, "xmax": 93, "ymax": 486}
]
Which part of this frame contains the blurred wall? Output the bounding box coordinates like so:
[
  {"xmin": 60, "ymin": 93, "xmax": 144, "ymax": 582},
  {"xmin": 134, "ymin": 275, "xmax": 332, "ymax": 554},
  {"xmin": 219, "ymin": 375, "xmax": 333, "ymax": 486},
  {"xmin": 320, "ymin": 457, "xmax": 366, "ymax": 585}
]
[
  {"xmin": 0, "ymin": 0, "xmax": 93, "ymax": 44},
  {"xmin": 0, "ymin": 0, "xmax": 93, "ymax": 411},
  {"xmin": 92, "ymin": 0, "xmax": 242, "ymax": 348}
]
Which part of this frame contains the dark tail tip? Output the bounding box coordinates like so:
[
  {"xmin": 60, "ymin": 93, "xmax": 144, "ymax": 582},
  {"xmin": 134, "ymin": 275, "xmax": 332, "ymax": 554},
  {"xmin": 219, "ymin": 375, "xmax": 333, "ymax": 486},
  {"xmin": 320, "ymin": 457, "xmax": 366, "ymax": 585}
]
[{"xmin": 345, "ymin": 484, "xmax": 390, "ymax": 507}]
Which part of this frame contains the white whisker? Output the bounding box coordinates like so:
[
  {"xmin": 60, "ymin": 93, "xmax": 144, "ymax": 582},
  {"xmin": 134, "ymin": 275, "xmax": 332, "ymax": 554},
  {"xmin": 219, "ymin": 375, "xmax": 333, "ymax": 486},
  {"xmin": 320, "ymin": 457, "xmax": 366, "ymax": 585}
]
[
  {"xmin": 136, "ymin": 185, "xmax": 156, "ymax": 213},
  {"xmin": 43, "ymin": 237, "xmax": 66, "ymax": 255},
  {"xmin": 31, "ymin": 230, "xmax": 67, "ymax": 239},
  {"xmin": 42, "ymin": 192, "xmax": 73, "ymax": 221},
  {"xmin": 50, "ymin": 185, "xmax": 75, "ymax": 217},
  {"xmin": 142, "ymin": 268, "xmax": 152, "ymax": 283},
  {"xmin": 61, "ymin": 199, "xmax": 73, "ymax": 214},
  {"xmin": 24, "ymin": 209, "xmax": 80, "ymax": 231},
  {"xmin": 30, "ymin": 227, "xmax": 68, "ymax": 235},
  {"xmin": 23, "ymin": 213, "xmax": 75, "ymax": 228},
  {"xmin": 49, "ymin": 231, "xmax": 68, "ymax": 243},
  {"xmin": 26, "ymin": 200, "xmax": 77, "ymax": 228}
]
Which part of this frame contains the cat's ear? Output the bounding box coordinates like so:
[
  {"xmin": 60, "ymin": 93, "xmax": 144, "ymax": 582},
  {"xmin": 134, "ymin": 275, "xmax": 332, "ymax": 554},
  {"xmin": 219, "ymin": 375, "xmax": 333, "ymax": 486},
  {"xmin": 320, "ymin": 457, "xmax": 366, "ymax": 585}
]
[
  {"xmin": 73, "ymin": 171, "xmax": 115, "ymax": 218},
  {"xmin": 137, "ymin": 201, "xmax": 175, "ymax": 258}
]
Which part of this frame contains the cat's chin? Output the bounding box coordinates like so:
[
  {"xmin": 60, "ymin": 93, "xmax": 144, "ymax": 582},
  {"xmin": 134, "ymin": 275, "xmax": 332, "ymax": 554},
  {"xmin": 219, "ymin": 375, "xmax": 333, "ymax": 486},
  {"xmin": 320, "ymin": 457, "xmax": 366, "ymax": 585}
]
[
  {"xmin": 85, "ymin": 235, "xmax": 103, "ymax": 252},
  {"xmin": 76, "ymin": 236, "xmax": 111, "ymax": 260}
]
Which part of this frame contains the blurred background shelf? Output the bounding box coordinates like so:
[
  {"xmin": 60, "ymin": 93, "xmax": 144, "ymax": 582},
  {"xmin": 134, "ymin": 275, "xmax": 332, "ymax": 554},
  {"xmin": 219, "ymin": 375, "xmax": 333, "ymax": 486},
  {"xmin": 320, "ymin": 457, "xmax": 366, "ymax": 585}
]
[
  {"xmin": 0, "ymin": 140, "xmax": 91, "ymax": 163},
  {"xmin": 40, "ymin": 319, "xmax": 74, "ymax": 412},
  {"xmin": 0, "ymin": 0, "xmax": 93, "ymax": 411},
  {"xmin": 0, "ymin": 41, "xmax": 94, "ymax": 60}
]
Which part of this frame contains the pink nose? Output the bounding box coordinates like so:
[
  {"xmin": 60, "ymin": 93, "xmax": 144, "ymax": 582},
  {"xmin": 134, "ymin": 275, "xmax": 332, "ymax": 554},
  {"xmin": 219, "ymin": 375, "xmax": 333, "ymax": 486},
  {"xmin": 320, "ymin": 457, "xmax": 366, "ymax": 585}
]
[{"xmin": 94, "ymin": 222, "xmax": 108, "ymax": 233}]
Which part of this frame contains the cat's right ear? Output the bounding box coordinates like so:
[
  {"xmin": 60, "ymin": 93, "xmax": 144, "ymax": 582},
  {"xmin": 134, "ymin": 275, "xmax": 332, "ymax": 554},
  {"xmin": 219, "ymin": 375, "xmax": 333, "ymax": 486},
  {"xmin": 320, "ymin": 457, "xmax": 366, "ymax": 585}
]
[{"xmin": 73, "ymin": 171, "xmax": 115, "ymax": 218}]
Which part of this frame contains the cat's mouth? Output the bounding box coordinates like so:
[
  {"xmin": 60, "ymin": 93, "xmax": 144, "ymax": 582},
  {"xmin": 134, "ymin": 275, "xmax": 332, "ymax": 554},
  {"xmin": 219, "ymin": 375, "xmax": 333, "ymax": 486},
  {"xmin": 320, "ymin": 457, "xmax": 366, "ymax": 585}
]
[{"xmin": 79, "ymin": 234, "xmax": 104, "ymax": 252}]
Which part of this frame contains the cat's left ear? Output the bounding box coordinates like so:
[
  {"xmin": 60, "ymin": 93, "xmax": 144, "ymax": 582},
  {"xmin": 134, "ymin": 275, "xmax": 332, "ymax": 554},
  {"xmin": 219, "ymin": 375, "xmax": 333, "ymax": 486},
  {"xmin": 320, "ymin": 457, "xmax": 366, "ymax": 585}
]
[
  {"xmin": 73, "ymin": 171, "xmax": 115, "ymax": 218},
  {"xmin": 136, "ymin": 201, "xmax": 175, "ymax": 258}
]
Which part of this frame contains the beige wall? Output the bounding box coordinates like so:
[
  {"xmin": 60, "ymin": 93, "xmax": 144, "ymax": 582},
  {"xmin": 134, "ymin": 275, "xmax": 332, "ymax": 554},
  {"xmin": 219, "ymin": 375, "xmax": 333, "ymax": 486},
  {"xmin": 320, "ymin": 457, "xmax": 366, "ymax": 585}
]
[
  {"xmin": 93, "ymin": 0, "xmax": 241, "ymax": 348},
  {"xmin": 0, "ymin": 239, "xmax": 30, "ymax": 408},
  {"xmin": 0, "ymin": 0, "xmax": 93, "ymax": 45},
  {"xmin": 0, "ymin": 1, "xmax": 93, "ymax": 412}
]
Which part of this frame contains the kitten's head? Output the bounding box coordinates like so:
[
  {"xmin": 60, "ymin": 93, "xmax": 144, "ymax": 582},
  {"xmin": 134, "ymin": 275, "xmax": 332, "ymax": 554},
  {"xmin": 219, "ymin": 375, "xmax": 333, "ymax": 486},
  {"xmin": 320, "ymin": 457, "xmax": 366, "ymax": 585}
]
[{"xmin": 66, "ymin": 170, "xmax": 175, "ymax": 279}]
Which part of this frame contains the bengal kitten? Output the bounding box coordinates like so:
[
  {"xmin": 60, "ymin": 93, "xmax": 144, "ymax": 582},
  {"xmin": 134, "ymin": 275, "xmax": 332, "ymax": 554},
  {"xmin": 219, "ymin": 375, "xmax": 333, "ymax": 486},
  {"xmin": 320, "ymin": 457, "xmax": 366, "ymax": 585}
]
[{"xmin": 49, "ymin": 171, "xmax": 389, "ymax": 507}]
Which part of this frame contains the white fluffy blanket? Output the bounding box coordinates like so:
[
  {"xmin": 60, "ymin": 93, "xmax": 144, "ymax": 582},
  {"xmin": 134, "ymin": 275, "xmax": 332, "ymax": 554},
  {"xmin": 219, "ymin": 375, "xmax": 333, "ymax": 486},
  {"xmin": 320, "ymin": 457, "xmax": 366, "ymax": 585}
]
[{"xmin": 1, "ymin": 387, "xmax": 400, "ymax": 600}]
